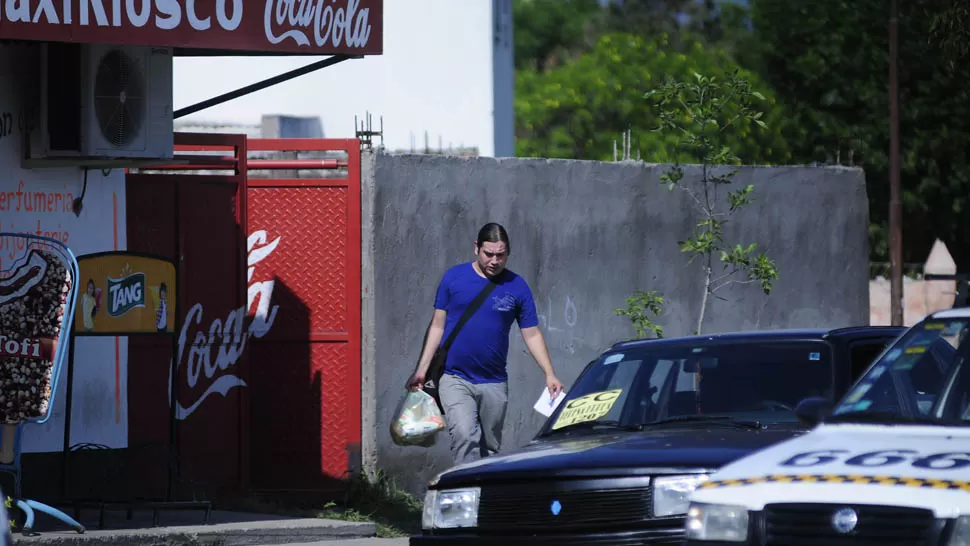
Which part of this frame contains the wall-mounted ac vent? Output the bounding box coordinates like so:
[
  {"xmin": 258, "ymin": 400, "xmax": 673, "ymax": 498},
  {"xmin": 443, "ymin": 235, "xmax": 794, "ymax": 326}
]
[{"xmin": 24, "ymin": 42, "xmax": 174, "ymax": 169}]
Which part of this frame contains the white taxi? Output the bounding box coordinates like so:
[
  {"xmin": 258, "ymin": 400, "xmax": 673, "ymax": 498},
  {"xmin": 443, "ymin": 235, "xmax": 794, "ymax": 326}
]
[{"xmin": 685, "ymin": 308, "xmax": 970, "ymax": 545}]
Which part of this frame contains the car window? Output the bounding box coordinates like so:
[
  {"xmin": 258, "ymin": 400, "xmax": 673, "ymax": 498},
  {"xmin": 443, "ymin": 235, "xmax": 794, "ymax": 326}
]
[
  {"xmin": 833, "ymin": 318, "xmax": 970, "ymax": 419},
  {"xmin": 597, "ymin": 358, "xmax": 644, "ymax": 421},
  {"xmin": 542, "ymin": 340, "xmax": 834, "ymax": 433},
  {"xmin": 849, "ymin": 340, "xmax": 893, "ymax": 382}
]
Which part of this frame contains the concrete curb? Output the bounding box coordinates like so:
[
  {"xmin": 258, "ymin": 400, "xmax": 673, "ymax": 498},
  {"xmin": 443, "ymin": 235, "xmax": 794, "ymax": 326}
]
[{"xmin": 16, "ymin": 517, "xmax": 377, "ymax": 546}]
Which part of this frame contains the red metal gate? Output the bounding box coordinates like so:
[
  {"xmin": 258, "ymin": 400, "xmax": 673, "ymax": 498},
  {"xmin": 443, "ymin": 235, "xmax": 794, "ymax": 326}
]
[
  {"xmin": 245, "ymin": 139, "xmax": 362, "ymax": 494},
  {"xmin": 125, "ymin": 133, "xmax": 361, "ymax": 499}
]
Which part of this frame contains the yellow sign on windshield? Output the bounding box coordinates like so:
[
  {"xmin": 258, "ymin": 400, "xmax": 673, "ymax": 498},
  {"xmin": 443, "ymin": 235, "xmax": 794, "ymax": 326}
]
[{"xmin": 552, "ymin": 389, "xmax": 623, "ymax": 430}]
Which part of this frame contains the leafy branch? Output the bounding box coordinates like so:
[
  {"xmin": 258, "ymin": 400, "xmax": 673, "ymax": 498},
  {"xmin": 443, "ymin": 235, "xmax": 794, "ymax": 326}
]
[
  {"xmin": 646, "ymin": 69, "xmax": 779, "ymax": 335},
  {"xmin": 613, "ymin": 290, "xmax": 665, "ymax": 339}
]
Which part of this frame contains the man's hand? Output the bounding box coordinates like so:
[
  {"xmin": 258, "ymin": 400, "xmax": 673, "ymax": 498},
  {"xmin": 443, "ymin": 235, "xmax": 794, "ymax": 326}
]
[
  {"xmin": 522, "ymin": 326, "xmax": 564, "ymax": 397},
  {"xmin": 406, "ymin": 369, "xmax": 426, "ymax": 392},
  {"xmin": 546, "ymin": 373, "xmax": 564, "ymax": 399},
  {"xmin": 409, "ymin": 309, "xmax": 447, "ymax": 391}
]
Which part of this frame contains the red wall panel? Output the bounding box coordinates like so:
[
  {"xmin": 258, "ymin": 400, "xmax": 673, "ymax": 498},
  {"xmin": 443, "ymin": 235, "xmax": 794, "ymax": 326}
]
[
  {"xmin": 247, "ymin": 187, "xmax": 349, "ymax": 337},
  {"xmin": 125, "ymin": 178, "xmax": 178, "ymax": 499},
  {"xmin": 125, "ymin": 177, "xmax": 246, "ymax": 499},
  {"xmin": 124, "ymin": 136, "xmax": 360, "ymax": 499},
  {"xmin": 247, "ymin": 185, "xmax": 360, "ymax": 491},
  {"xmin": 174, "ymin": 181, "xmax": 246, "ymax": 496}
]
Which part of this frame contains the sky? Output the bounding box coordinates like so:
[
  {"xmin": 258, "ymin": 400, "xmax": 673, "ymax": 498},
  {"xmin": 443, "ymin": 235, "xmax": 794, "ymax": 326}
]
[{"xmin": 173, "ymin": 0, "xmax": 497, "ymax": 155}]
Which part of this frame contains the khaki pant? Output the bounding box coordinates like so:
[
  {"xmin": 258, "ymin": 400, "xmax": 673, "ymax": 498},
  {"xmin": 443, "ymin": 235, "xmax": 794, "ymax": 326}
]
[{"xmin": 439, "ymin": 373, "xmax": 509, "ymax": 465}]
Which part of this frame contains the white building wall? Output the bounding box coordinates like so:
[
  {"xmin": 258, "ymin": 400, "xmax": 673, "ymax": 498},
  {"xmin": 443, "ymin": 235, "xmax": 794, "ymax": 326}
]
[
  {"xmin": 173, "ymin": 0, "xmax": 508, "ymax": 156},
  {"xmin": 0, "ymin": 43, "xmax": 128, "ymax": 454}
]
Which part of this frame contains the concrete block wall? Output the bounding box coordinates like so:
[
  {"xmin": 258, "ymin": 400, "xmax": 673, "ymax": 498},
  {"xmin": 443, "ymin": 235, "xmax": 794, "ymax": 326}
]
[{"xmin": 360, "ymin": 151, "xmax": 871, "ymax": 495}]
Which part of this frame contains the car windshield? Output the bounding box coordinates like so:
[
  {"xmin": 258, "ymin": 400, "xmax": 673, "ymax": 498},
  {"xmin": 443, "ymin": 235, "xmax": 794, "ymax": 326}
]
[
  {"xmin": 540, "ymin": 340, "xmax": 834, "ymax": 435},
  {"xmin": 831, "ymin": 315, "xmax": 970, "ymax": 423}
]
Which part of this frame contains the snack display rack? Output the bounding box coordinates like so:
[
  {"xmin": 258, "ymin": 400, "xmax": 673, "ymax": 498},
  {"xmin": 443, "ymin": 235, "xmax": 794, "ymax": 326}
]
[{"xmin": 0, "ymin": 233, "xmax": 85, "ymax": 535}]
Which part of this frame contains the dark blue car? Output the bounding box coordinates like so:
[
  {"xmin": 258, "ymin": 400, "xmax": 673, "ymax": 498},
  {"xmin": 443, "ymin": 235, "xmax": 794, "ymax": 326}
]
[{"xmin": 412, "ymin": 327, "xmax": 904, "ymax": 545}]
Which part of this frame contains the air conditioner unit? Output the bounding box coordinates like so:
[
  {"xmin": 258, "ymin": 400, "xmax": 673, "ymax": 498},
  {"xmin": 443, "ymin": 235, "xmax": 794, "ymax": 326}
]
[{"xmin": 24, "ymin": 43, "xmax": 174, "ymax": 168}]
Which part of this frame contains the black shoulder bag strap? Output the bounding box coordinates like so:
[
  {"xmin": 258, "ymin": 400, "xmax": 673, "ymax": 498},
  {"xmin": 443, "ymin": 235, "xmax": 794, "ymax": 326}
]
[
  {"xmin": 424, "ymin": 278, "xmax": 498, "ymax": 413},
  {"xmin": 441, "ymin": 279, "xmax": 498, "ymax": 354}
]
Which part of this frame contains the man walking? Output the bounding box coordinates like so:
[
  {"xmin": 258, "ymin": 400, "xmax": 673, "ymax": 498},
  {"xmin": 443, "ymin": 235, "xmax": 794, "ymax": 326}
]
[{"xmin": 407, "ymin": 223, "xmax": 564, "ymax": 464}]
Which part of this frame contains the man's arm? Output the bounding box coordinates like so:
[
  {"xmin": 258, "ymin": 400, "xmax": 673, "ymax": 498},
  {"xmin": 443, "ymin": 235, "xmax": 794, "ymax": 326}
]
[
  {"xmin": 407, "ymin": 309, "xmax": 447, "ymax": 390},
  {"xmin": 521, "ymin": 326, "xmax": 564, "ymax": 398}
]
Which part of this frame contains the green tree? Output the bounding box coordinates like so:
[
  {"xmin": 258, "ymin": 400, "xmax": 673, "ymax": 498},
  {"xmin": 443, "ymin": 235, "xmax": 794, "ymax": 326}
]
[
  {"xmin": 645, "ymin": 70, "xmax": 779, "ymax": 334},
  {"xmin": 749, "ymin": 0, "xmax": 970, "ymax": 271},
  {"xmin": 513, "ymin": 0, "xmax": 604, "ymax": 71},
  {"xmin": 927, "ymin": 0, "xmax": 970, "ymax": 61},
  {"xmin": 515, "ymin": 33, "xmax": 793, "ymax": 165}
]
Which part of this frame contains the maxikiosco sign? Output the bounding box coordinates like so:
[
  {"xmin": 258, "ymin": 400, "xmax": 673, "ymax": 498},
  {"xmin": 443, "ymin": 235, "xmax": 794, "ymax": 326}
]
[{"xmin": 108, "ymin": 272, "xmax": 146, "ymax": 317}]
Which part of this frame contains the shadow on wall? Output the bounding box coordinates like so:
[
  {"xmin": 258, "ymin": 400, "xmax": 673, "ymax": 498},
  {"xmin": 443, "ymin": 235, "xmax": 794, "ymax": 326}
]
[{"xmin": 248, "ymin": 277, "xmax": 352, "ymax": 502}]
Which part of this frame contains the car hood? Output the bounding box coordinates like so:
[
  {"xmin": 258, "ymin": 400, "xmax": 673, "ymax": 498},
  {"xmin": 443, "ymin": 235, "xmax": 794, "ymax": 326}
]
[
  {"xmin": 433, "ymin": 422, "xmax": 807, "ymax": 488},
  {"xmin": 691, "ymin": 423, "xmax": 970, "ymax": 517}
]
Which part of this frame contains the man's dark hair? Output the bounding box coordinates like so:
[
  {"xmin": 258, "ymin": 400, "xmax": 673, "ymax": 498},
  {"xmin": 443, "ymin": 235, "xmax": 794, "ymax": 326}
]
[{"xmin": 476, "ymin": 223, "xmax": 510, "ymax": 252}]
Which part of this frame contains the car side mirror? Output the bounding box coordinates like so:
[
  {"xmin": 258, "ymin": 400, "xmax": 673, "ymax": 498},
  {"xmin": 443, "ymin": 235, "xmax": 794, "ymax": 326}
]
[{"xmin": 794, "ymin": 396, "xmax": 833, "ymax": 427}]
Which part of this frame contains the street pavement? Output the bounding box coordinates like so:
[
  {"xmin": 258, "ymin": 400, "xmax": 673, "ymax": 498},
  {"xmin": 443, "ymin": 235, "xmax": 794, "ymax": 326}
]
[{"xmin": 272, "ymin": 538, "xmax": 408, "ymax": 546}]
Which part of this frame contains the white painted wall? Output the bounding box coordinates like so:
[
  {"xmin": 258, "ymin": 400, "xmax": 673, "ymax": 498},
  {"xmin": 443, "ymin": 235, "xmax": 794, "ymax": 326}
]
[
  {"xmin": 0, "ymin": 44, "xmax": 128, "ymax": 453},
  {"xmin": 173, "ymin": 0, "xmax": 511, "ymax": 156}
]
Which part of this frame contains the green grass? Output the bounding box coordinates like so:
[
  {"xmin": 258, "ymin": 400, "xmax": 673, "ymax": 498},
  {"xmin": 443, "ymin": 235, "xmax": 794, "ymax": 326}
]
[{"xmin": 324, "ymin": 469, "xmax": 424, "ymax": 538}]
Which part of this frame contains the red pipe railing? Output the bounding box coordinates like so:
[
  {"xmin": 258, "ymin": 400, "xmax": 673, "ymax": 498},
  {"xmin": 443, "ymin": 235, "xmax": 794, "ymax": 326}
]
[{"xmin": 151, "ymin": 157, "xmax": 348, "ymax": 170}]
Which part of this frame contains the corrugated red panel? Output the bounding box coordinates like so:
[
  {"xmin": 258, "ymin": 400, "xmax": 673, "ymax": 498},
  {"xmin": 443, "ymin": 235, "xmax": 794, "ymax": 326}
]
[
  {"xmin": 248, "ymin": 341, "xmax": 351, "ymax": 489},
  {"xmin": 247, "ymin": 180, "xmax": 361, "ymax": 490},
  {"xmin": 247, "ymin": 187, "xmax": 349, "ymax": 337}
]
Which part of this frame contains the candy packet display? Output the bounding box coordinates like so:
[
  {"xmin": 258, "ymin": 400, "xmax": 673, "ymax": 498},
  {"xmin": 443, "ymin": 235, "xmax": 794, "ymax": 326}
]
[
  {"xmin": 390, "ymin": 389, "xmax": 446, "ymax": 447},
  {"xmin": 0, "ymin": 248, "xmax": 74, "ymax": 425}
]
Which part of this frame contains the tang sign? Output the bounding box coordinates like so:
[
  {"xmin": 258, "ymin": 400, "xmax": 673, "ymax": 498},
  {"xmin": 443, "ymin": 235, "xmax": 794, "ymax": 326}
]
[{"xmin": 74, "ymin": 252, "xmax": 177, "ymax": 335}]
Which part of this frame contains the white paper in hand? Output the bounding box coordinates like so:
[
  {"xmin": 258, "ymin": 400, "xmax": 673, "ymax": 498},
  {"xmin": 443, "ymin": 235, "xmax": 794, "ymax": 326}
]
[{"xmin": 534, "ymin": 387, "xmax": 566, "ymax": 417}]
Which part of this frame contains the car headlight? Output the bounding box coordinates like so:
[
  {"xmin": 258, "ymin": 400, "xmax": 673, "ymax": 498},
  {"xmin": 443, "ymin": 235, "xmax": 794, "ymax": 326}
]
[
  {"xmin": 949, "ymin": 516, "xmax": 970, "ymax": 546},
  {"xmin": 686, "ymin": 502, "xmax": 749, "ymax": 542},
  {"xmin": 421, "ymin": 487, "xmax": 480, "ymax": 529},
  {"xmin": 653, "ymin": 474, "xmax": 710, "ymax": 517},
  {"xmin": 422, "ymin": 490, "xmax": 437, "ymax": 530}
]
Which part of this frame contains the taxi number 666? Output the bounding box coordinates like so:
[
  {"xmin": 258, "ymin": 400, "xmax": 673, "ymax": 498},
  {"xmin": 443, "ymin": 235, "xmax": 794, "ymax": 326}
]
[{"xmin": 780, "ymin": 449, "xmax": 970, "ymax": 470}]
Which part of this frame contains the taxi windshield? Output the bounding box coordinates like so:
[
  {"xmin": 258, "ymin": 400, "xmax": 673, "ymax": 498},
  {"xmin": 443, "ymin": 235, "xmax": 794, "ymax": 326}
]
[
  {"xmin": 831, "ymin": 316, "xmax": 970, "ymax": 422},
  {"xmin": 541, "ymin": 340, "xmax": 834, "ymax": 435}
]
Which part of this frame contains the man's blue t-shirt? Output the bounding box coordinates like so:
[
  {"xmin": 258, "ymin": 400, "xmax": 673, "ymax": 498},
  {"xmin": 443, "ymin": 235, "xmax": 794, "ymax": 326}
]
[{"xmin": 434, "ymin": 262, "xmax": 539, "ymax": 384}]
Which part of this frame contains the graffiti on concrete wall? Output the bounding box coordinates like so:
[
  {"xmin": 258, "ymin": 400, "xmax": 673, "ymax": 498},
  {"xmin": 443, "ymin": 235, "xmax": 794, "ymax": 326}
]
[
  {"xmin": 171, "ymin": 229, "xmax": 280, "ymax": 420},
  {"xmin": 536, "ymin": 293, "xmax": 585, "ymax": 355}
]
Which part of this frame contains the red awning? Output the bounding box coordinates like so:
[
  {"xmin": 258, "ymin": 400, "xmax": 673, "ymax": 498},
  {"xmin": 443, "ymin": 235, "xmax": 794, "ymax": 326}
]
[{"xmin": 0, "ymin": 0, "xmax": 382, "ymax": 56}]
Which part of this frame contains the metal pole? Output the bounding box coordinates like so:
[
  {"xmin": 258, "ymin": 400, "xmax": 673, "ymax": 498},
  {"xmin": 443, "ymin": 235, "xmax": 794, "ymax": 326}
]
[
  {"xmin": 173, "ymin": 55, "xmax": 360, "ymax": 119},
  {"xmin": 889, "ymin": 0, "xmax": 904, "ymax": 326},
  {"xmin": 60, "ymin": 336, "xmax": 76, "ymax": 500}
]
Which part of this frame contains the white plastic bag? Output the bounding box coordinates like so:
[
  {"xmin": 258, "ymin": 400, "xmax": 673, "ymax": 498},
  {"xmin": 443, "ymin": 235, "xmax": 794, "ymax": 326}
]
[{"xmin": 390, "ymin": 389, "xmax": 446, "ymax": 447}]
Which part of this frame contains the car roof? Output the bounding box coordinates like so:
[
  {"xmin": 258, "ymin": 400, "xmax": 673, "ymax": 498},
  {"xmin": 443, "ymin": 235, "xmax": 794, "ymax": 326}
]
[
  {"xmin": 610, "ymin": 326, "xmax": 906, "ymax": 351},
  {"xmin": 930, "ymin": 307, "xmax": 970, "ymax": 319}
]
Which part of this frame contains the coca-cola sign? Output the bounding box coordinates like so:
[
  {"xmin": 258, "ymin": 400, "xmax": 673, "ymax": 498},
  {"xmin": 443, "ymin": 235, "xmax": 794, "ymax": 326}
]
[
  {"xmin": 170, "ymin": 230, "xmax": 280, "ymax": 420},
  {"xmin": 0, "ymin": 0, "xmax": 382, "ymax": 56},
  {"xmin": 265, "ymin": 0, "xmax": 372, "ymax": 49}
]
